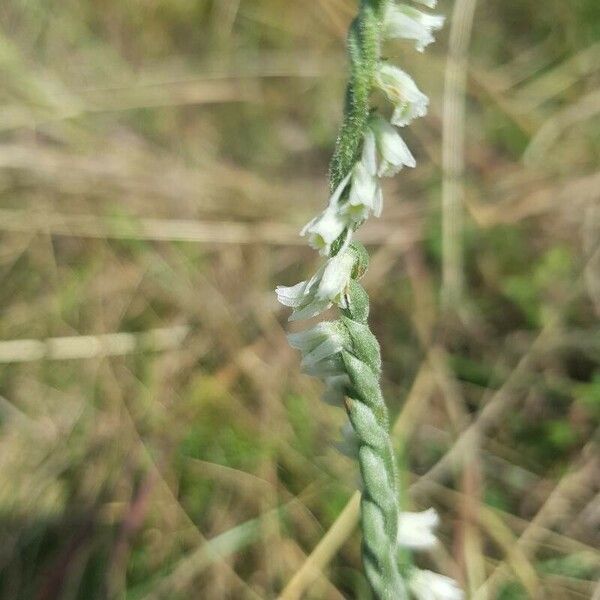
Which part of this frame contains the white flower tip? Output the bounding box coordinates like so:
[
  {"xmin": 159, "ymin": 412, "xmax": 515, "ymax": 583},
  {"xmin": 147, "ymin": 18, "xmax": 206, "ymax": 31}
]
[
  {"xmin": 422, "ymin": 507, "xmax": 440, "ymax": 527},
  {"xmin": 429, "ymin": 14, "xmax": 446, "ymax": 29},
  {"xmin": 397, "ymin": 508, "xmax": 440, "ymax": 550},
  {"xmin": 276, "ymin": 281, "xmax": 308, "ymax": 308},
  {"xmin": 410, "ymin": 570, "xmax": 464, "ymax": 600}
]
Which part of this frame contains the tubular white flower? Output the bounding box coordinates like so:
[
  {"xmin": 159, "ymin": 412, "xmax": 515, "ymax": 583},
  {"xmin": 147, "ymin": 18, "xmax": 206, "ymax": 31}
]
[
  {"xmin": 346, "ymin": 160, "xmax": 383, "ymax": 220},
  {"xmin": 409, "ymin": 570, "xmax": 464, "ymax": 600},
  {"xmin": 276, "ymin": 249, "xmax": 356, "ymax": 321},
  {"xmin": 369, "ymin": 115, "xmax": 416, "ymax": 177},
  {"xmin": 397, "ymin": 508, "xmax": 439, "ymax": 549},
  {"xmin": 301, "ymin": 172, "xmax": 352, "ymax": 255},
  {"xmin": 287, "ymin": 321, "xmax": 346, "ymax": 373},
  {"xmin": 300, "ymin": 204, "xmax": 349, "ymax": 256},
  {"xmin": 375, "ymin": 63, "xmax": 429, "ymax": 127},
  {"xmin": 384, "ymin": 3, "xmax": 445, "ymax": 52},
  {"xmin": 335, "ymin": 132, "xmax": 382, "ymax": 222},
  {"xmin": 414, "ymin": 0, "xmax": 437, "ymax": 7}
]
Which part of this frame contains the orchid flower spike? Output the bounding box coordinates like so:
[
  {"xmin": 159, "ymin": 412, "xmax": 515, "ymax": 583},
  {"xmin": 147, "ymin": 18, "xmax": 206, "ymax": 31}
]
[
  {"xmin": 384, "ymin": 2, "xmax": 445, "ymax": 52},
  {"xmin": 397, "ymin": 508, "xmax": 439, "ymax": 549},
  {"xmin": 368, "ymin": 114, "xmax": 416, "ymax": 177},
  {"xmin": 276, "ymin": 248, "xmax": 356, "ymax": 321},
  {"xmin": 277, "ymin": 0, "xmax": 455, "ymax": 596},
  {"xmin": 375, "ymin": 63, "xmax": 429, "ymax": 127},
  {"xmin": 409, "ymin": 569, "xmax": 464, "ymax": 600}
]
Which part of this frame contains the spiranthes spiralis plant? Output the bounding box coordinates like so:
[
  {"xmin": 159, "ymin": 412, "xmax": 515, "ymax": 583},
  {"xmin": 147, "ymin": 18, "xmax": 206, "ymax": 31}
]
[{"xmin": 277, "ymin": 1, "xmax": 463, "ymax": 598}]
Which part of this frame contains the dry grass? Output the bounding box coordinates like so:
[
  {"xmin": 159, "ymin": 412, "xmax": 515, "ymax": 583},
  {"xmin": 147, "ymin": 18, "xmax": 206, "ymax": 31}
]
[{"xmin": 0, "ymin": 1, "xmax": 599, "ymax": 598}]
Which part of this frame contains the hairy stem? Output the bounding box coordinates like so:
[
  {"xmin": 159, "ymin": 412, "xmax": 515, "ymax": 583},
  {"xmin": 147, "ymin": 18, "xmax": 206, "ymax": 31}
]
[
  {"xmin": 340, "ymin": 288, "xmax": 407, "ymax": 599},
  {"xmin": 329, "ymin": 2, "xmax": 383, "ymax": 191}
]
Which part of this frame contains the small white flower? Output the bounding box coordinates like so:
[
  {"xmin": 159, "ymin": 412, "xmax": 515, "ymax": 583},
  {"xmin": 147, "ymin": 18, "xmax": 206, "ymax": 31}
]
[
  {"xmin": 287, "ymin": 321, "xmax": 346, "ymax": 373},
  {"xmin": 360, "ymin": 126, "xmax": 378, "ymax": 177},
  {"xmin": 397, "ymin": 508, "xmax": 439, "ymax": 549},
  {"xmin": 301, "ymin": 130, "xmax": 386, "ymax": 239},
  {"xmin": 322, "ymin": 374, "xmax": 351, "ymax": 405},
  {"xmin": 336, "ymin": 421, "xmax": 360, "ymax": 459},
  {"xmin": 369, "ymin": 115, "xmax": 416, "ymax": 177},
  {"xmin": 345, "ymin": 159, "xmax": 383, "ymax": 220},
  {"xmin": 301, "ymin": 170, "xmax": 353, "ymax": 255},
  {"xmin": 409, "ymin": 569, "xmax": 464, "ymax": 600},
  {"xmin": 336, "ymin": 132, "xmax": 383, "ymax": 222},
  {"xmin": 300, "ymin": 204, "xmax": 349, "ymax": 256},
  {"xmin": 276, "ymin": 249, "xmax": 356, "ymax": 321},
  {"xmin": 375, "ymin": 63, "xmax": 429, "ymax": 127},
  {"xmin": 384, "ymin": 3, "xmax": 445, "ymax": 52}
]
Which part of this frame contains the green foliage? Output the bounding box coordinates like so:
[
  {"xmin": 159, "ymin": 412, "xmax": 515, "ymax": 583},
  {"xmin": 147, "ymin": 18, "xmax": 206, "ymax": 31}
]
[
  {"xmin": 577, "ymin": 372, "xmax": 600, "ymax": 418},
  {"xmin": 497, "ymin": 581, "xmax": 528, "ymax": 600}
]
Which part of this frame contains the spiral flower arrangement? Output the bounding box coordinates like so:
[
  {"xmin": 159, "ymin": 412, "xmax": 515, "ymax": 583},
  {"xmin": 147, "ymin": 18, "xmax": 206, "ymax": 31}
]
[{"xmin": 277, "ymin": 1, "xmax": 462, "ymax": 598}]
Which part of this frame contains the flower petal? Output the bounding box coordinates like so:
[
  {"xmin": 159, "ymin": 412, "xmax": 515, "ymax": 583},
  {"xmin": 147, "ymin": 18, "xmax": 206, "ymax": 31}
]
[
  {"xmin": 375, "ymin": 64, "xmax": 429, "ymax": 127},
  {"xmin": 276, "ymin": 281, "xmax": 309, "ymax": 308},
  {"xmin": 398, "ymin": 508, "xmax": 439, "ymax": 549},
  {"xmin": 409, "ymin": 570, "xmax": 464, "ymax": 600},
  {"xmin": 300, "ymin": 205, "xmax": 348, "ymax": 255},
  {"xmin": 384, "ymin": 3, "xmax": 445, "ymax": 52},
  {"xmin": 317, "ymin": 251, "xmax": 355, "ymax": 302}
]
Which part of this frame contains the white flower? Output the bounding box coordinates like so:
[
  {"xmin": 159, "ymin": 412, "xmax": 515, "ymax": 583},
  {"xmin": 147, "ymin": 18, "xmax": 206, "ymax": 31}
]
[
  {"xmin": 397, "ymin": 508, "xmax": 439, "ymax": 549},
  {"xmin": 339, "ymin": 132, "xmax": 383, "ymax": 222},
  {"xmin": 301, "ymin": 170, "xmax": 353, "ymax": 255},
  {"xmin": 322, "ymin": 374, "xmax": 351, "ymax": 405},
  {"xmin": 301, "ymin": 129, "xmax": 386, "ymax": 241},
  {"xmin": 369, "ymin": 115, "xmax": 416, "ymax": 177},
  {"xmin": 345, "ymin": 159, "xmax": 383, "ymax": 220},
  {"xmin": 287, "ymin": 322, "xmax": 346, "ymax": 374},
  {"xmin": 276, "ymin": 249, "xmax": 356, "ymax": 321},
  {"xmin": 300, "ymin": 204, "xmax": 349, "ymax": 256},
  {"xmin": 384, "ymin": 3, "xmax": 445, "ymax": 52},
  {"xmin": 336, "ymin": 421, "xmax": 360, "ymax": 458},
  {"xmin": 374, "ymin": 63, "xmax": 429, "ymax": 127},
  {"xmin": 409, "ymin": 570, "xmax": 464, "ymax": 600}
]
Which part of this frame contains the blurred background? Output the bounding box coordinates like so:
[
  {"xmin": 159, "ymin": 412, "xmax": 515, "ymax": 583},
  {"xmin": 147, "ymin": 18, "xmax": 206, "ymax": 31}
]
[{"xmin": 0, "ymin": 1, "xmax": 599, "ymax": 598}]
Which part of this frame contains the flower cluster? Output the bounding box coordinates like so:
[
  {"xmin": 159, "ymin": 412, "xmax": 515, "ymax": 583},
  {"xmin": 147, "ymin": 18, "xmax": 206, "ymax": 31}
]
[
  {"xmin": 277, "ymin": 1, "xmax": 462, "ymax": 597},
  {"xmin": 299, "ymin": 5, "xmax": 442, "ymax": 263}
]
